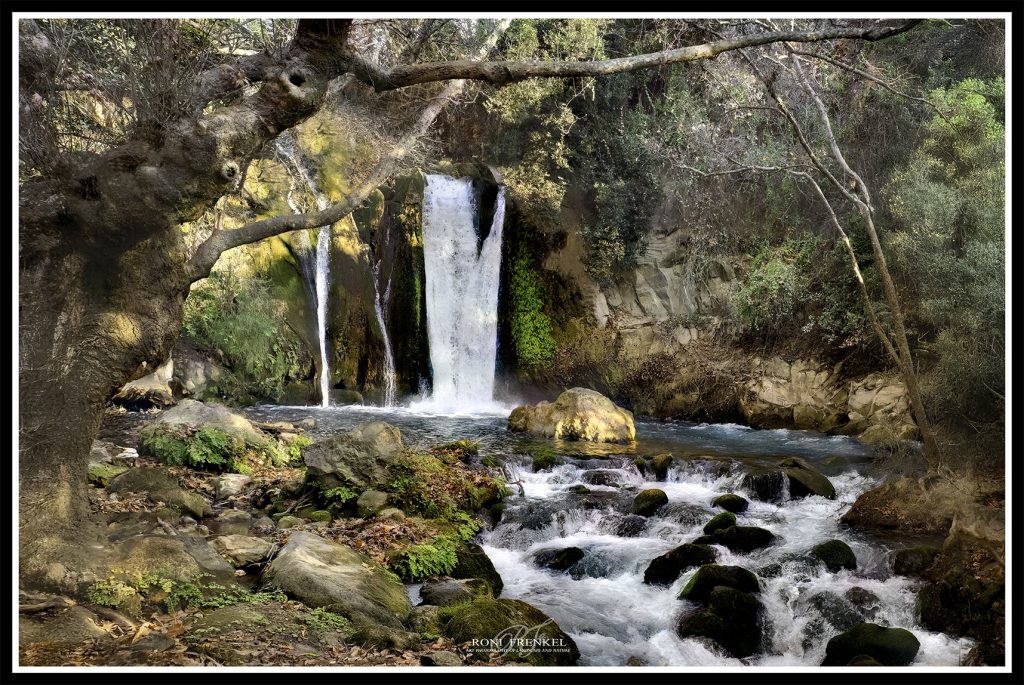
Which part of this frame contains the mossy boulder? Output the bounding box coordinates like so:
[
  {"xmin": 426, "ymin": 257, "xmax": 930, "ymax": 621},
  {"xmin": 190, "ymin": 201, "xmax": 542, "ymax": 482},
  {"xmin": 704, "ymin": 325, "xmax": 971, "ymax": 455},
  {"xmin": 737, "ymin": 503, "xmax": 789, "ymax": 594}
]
[
  {"xmin": 437, "ymin": 598, "xmax": 579, "ymax": 666},
  {"xmin": 532, "ymin": 546, "xmax": 585, "ymax": 572},
  {"xmin": 695, "ymin": 525, "xmax": 775, "ymax": 553},
  {"xmin": 88, "ymin": 462, "xmax": 129, "ymax": 487},
  {"xmin": 139, "ymin": 399, "xmax": 285, "ymax": 473},
  {"xmin": 652, "ymin": 453, "xmax": 673, "ymax": 481},
  {"xmin": 532, "ymin": 449, "xmax": 558, "ymax": 472},
  {"xmin": 419, "ymin": 577, "xmax": 493, "ymax": 607},
  {"xmin": 712, "ymin": 493, "xmax": 749, "ymax": 513},
  {"xmin": 807, "ymin": 591, "xmax": 862, "ymax": 632},
  {"xmin": 892, "ymin": 546, "xmax": 940, "ymax": 577},
  {"xmin": 210, "ymin": 535, "xmax": 275, "ymax": 567},
  {"xmin": 780, "ymin": 457, "xmax": 836, "ymax": 500},
  {"xmin": 108, "ymin": 467, "xmax": 212, "ymax": 518},
  {"xmin": 262, "ymin": 531, "xmax": 411, "ymax": 628},
  {"xmin": 643, "ymin": 544, "xmax": 717, "ymax": 585},
  {"xmin": 303, "ymin": 421, "xmax": 404, "ymax": 491},
  {"xmin": 356, "ymin": 489, "xmax": 389, "ymax": 518},
  {"xmin": 677, "ymin": 586, "xmax": 766, "ymax": 658},
  {"xmin": 632, "ymin": 489, "xmax": 668, "ymax": 516},
  {"xmin": 821, "ymin": 623, "xmax": 920, "ymax": 666},
  {"xmin": 809, "ymin": 539, "xmax": 857, "ymax": 573},
  {"xmin": 703, "ymin": 512, "xmax": 737, "ymax": 535},
  {"xmin": 450, "ymin": 542, "xmax": 503, "ymax": 596},
  {"xmin": 508, "ymin": 388, "xmax": 636, "ymax": 443},
  {"xmin": 679, "ymin": 564, "xmax": 760, "ymax": 602},
  {"xmin": 276, "ymin": 515, "xmax": 304, "ymax": 529}
]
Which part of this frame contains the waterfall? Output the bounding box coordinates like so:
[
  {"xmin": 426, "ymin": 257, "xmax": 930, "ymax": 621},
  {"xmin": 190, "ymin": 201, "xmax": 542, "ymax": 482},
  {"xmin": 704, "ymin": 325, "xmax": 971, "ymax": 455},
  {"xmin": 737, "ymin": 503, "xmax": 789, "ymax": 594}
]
[
  {"xmin": 417, "ymin": 174, "xmax": 506, "ymax": 413},
  {"xmin": 276, "ymin": 134, "xmax": 332, "ymax": 407},
  {"xmin": 359, "ymin": 217, "xmax": 398, "ymax": 407}
]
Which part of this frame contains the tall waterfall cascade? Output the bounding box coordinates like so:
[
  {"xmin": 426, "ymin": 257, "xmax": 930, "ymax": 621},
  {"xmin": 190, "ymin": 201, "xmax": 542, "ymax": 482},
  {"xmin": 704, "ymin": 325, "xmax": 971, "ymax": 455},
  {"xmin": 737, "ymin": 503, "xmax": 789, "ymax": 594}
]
[
  {"xmin": 358, "ymin": 216, "xmax": 398, "ymax": 407},
  {"xmin": 276, "ymin": 134, "xmax": 333, "ymax": 407},
  {"xmin": 416, "ymin": 174, "xmax": 506, "ymax": 413}
]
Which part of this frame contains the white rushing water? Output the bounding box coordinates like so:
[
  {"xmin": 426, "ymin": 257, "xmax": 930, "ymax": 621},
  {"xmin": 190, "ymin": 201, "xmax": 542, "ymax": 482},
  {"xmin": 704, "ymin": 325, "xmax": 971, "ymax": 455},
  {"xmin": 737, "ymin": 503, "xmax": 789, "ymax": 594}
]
[
  {"xmin": 365, "ymin": 218, "xmax": 398, "ymax": 407},
  {"xmin": 275, "ymin": 134, "xmax": 333, "ymax": 407},
  {"xmin": 415, "ymin": 174, "xmax": 507, "ymax": 413},
  {"xmin": 482, "ymin": 457, "xmax": 971, "ymax": 667}
]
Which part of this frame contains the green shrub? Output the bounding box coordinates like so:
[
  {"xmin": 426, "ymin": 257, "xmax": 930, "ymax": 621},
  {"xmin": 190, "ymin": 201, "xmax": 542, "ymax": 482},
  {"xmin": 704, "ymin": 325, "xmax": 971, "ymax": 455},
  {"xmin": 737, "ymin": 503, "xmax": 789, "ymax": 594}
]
[
  {"xmin": 733, "ymin": 239, "xmax": 812, "ymax": 335},
  {"xmin": 139, "ymin": 424, "xmax": 284, "ymax": 474},
  {"xmin": 508, "ymin": 244, "xmax": 556, "ymax": 370},
  {"xmin": 183, "ymin": 269, "xmax": 306, "ymax": 403}
]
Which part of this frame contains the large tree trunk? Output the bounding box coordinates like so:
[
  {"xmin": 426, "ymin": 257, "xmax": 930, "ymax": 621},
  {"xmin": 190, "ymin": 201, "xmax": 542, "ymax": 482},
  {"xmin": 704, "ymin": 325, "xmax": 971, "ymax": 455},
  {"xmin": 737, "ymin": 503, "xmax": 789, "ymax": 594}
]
[{"xmin": 18, "ymin": 201, "xmax": 189, "ymax": 590}]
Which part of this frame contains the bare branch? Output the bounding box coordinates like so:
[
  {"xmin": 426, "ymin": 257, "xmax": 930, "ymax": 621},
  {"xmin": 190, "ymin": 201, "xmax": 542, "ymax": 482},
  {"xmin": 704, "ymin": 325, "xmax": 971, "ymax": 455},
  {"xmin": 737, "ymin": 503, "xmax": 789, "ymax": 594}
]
[
  {"xmin": 186, "ymin": 19, "xmax": 513, "ymax": 282},
  {"xmin": 346, "ymin": 21, "xmax": 922, "ymax": 92}
]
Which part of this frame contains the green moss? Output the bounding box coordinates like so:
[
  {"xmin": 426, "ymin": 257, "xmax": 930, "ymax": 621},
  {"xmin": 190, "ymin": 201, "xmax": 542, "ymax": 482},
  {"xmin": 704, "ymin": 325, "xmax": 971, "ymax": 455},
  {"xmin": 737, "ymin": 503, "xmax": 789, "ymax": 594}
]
[
  {"xmin": 303, "ymin": 606, "xmax": 352, "ymax": 632},
  {"xmin": 389, "ymin": 535, "xmax": 460, "ymax": 582},
  {"xmin": 88, "ymin": 462, "xmax": 129, "ymax": 486},
  {"xmin": 385, "ymin": 452, "xmax": 502, "ymax": 521},
  {"xmin": 139, "ymin": 424, "xmax": 283, "ymax": 474},
  {"xmin": 532, "ymin": 447, "xmax": 557, "ymax": 472}
]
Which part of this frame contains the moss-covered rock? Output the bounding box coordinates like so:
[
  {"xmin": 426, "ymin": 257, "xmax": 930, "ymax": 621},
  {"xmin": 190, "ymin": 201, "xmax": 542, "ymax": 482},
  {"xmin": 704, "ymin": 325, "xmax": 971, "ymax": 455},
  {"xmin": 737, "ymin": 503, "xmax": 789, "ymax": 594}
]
[
  {"xmin": 276, "ymin": 515, "xmax": 304, "ymax": 529},
  {"xmin": 892, "ymin": 546, "xmax": 940, "ymax": 577},
  {"xmin": 809, "ymin": 539, "xmax": 858, "ymax": 573},
  {"xmin": 652, "ymin": 453, "xmax": 673, "ymax": 481},
  {"xmin": 356, "ymin": 489, "xmax": 388, "ymax": 518},
  {"xmin": 303, "ymin": 421, "xmax": 404, "ymax": 492},
  {"xmin": 419, "ymin": 577, "xmax": 493, "ymax": 607},
  {"xmin": 532, "ymin": 448, "xmax": 558, "ymax": 472},
  {"xmin": 695, "ymin": 525, "xmax": 775, "ymax": 553},
  {"xmin": 643, "ymin": 544, "xmax": 717, "ymax": 585},
  {"xmin": 532, "ymin": 546, "xmax": 585, "ymax": 572},
  {"xmin": 632, "ymin": 488, "xmax": 668, "ymax": 516},
  {"xmin": 677, "ymin": 586, "xmax": 765, "ymax": 658},
  {"xmin": 703, "ymin": 511, "xmax": 737, "ymax": 535},
  {"xmin": 679, "ymin": 564, "xmax": 760, "ymax": 602},
  {"xmin": 711, "ymin": 493, "xmax": 749, "ymax": 513},
  {"xmin": 821, "ymin": 623, "xmax": 920, "ymax": 666},
  {"xmin": 437, "ymin": 598, "xmax": 579, "ymax": 666},
  {"xmin": 807, "ymin": 591, "xmax": 862, "ymax": 632},
  {"xmin": 108, "ymin": 467, "xmax": 212, "ymax": 519},
  {"xmin": 450, "ymin": 542, "xmax": 503, "ymax": 596},
  {"xmin": 88, "ymin": 462, "xmax": 129, "ymax": 487}
]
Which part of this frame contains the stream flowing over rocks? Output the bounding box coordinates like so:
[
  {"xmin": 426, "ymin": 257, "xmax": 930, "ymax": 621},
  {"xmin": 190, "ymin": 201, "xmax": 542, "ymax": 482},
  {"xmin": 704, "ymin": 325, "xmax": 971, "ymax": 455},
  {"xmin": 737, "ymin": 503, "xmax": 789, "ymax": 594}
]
[{"xmin": 243, "ymin": 404, "xmax": 969, "ymax": 667}]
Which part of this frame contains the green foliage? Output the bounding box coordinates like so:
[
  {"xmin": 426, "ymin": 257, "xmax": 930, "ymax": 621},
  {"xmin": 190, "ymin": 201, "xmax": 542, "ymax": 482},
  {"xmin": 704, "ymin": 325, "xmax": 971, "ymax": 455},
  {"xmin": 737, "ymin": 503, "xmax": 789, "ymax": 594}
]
[
  {"xmin": 885, "ymin": 78, "xmax": 1005, "ymax": 430},
  {"xmin": 86, "ymin": 578, "xmax": 139, "ymax": 608},
  {"xmin": 389, "ymin": 535, "xmax": 459, "ymax": 581},
  {"xmin": 183, "ymin": 269, "xmax": 305, "ymax": 403},
  {"xmin": 531, "ymin": 447, "xmax": 557, "ymax": 472},
  {"xmin": 733, "ymin": 240, "xmax": 812, "ymax": 335},
  {"xmin": 287, "ymin": 435, "xmax": 313, "ymax": 462},
  {"xmin": 508, "ymin": 244, "xmax": 556, "ymax": 370},
  {"xmin": 323, "ymin": 485, "xmax": 359, "ymax": 506},
  {"xmin": 139, "ymin": 424, "xmax": 282, "ymax": 474},
  {"xmin": 302, "ymin": 607, "xmax": 352, "ymax": 632}
]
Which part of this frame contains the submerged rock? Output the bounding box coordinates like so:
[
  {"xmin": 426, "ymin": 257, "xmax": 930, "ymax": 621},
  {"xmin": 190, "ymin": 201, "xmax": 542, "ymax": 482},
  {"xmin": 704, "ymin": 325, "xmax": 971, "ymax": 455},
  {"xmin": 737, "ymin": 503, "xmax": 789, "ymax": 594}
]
[
  {"xmin": 438, "ymin": 598, "xmax": 579, "ymax": 666},
  {"xmin": 809, "ymin": 539, "xmax": 857, "ymax": 573},
  {"xmin": 677, "ymin": 586, "xmax": 766, "ymax": 658},
  {"xmin": 262, "ymin": 531, "xmax": 411, "ymax": 628},
  {"xmin": 679, "ymin": 564, "xmax": 760, "ymax": 602},
  {"xmin": 711, "ymin": 493, "xmax": 749, "ymax": 513},
  {"xmin": 644, "ymin": 544, "xmax": 717, "ymax": 585},
  {"xmin": 703, "ymin": 511, "xmax": 737, "ymax": 535},
  {"xmin": 303, "ymin": 421, "xmax": 404, "ymax": 491},
  {"xmin": 807, "ymin": 591, "xmax": 862, "ymax": 632},
  {"xmin": 695, "ymin": 525, "xmax": 775, "ymax": 553},
  {"xmin": 632, "ymin": 488, "xmax": 668, "ymax": 516},
  {"xmin": 508, "ymin": 388, "xmax": 636, "ymax": 443},
  {"xmin": 450, "ymin": 542, "xmax": 503, "ymax": 596},
  {"xmin": 615, "ymin": 514, "xmax": 649, "ymax": 537},
  {"xmin": 533, "ymin": 546, "xmax": 586, "ymax": 572},
  {"xmin": 821, "ymin": 623, "xmax": 920, "ymax": 666}
]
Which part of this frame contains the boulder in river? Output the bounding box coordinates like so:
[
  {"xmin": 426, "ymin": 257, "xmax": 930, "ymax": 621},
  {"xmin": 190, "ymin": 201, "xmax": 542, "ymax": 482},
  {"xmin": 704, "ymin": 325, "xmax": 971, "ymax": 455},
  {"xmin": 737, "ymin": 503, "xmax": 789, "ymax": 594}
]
[
  {"xmin": 679, "ymin": 564, "xmax": 760, "ymax": 602},
  {"xmin": 821, "ymin": 622, "xmax": 920, "ymax": 666},
  {"xmin": 533, "ymin": 546, "xmax": 586, "ymax": 572},
  {"xmin": 677, "ymin": 586, "xmax": 766, "ymax": 658},
  {"xmin": 303, "ymin": 421, "xmax": 404, "ymax": 491},
  {"xmin": 450, "ymin": 542, "xmax": 503, "ymax": 596},
  {"xmin": 262, "ymin": 531, "xmax": 411, "ymax": 628},
  {"xmin": 652, "ymin": 453, "xmax": 673, "ymax": 481},
  {"xmin": 437, "ymin": 598, "xmax": 579, "ymax": 666},
  {"xmin": 632, "ymin": 488, "xmax": 668, "ymax": 516},
  {"xmin": 712, "ymin": 493, "xmax": 749, "ymax": 513},
  {"xmin": 507, "ymin": 388, "xmax": 636, "ymax": 443},
  {"xmin": 809, "ymin": 539, "xmax": 858, "ymax": 573},
  {"xmin": 892, "ymin": 546, "xmax": 940, "ymax": 577},
  {"xmin": 703, "ymin": 511, "xmax": 737, "ymax": 535},
  {"xmin": 781, "ymin": 457, "xmax": 836, "ymax": 499},
  {"xmin": 419, "ymin": 577, "xmax": 493, "ymax": 607},
  {"xmin": 807, "ymin": 591, "xmax": 862, "ymax": 632},
  {"xmin": 643, "ymin": 544, "xmax": 717, "ymax": 585},
  {"xmin": 695, "ymin": 525, "xmax": 775, "ymax": 553}
]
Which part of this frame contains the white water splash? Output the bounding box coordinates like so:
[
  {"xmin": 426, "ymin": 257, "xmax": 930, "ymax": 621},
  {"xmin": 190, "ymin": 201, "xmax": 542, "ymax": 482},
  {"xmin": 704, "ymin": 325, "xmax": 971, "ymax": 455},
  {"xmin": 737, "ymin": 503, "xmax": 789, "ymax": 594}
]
[{"xmin": 413, "ymin": 174, "xmax": 506, "ymax": 413}]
